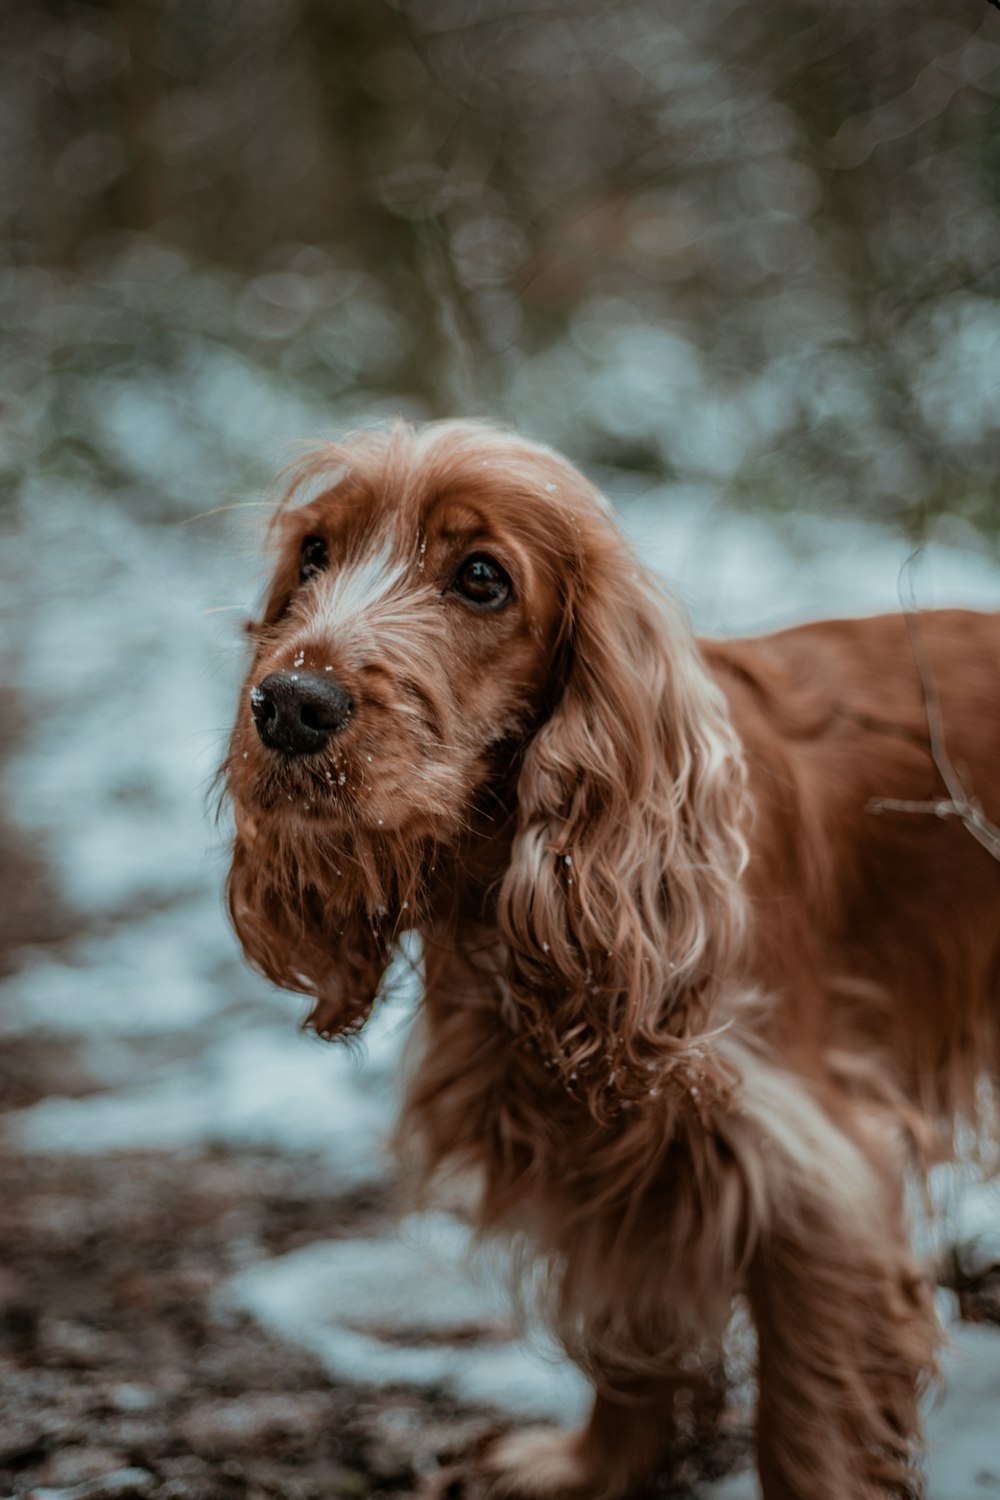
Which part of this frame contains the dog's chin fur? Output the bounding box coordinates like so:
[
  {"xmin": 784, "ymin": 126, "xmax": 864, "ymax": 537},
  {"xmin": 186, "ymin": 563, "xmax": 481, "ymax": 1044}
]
[{"xmin": 223, "ymin": 416, "xmax": 1000, "ymax": 1499}]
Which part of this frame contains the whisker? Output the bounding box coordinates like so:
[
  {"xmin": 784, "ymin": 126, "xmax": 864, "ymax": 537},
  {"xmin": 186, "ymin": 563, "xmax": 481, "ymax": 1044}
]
[{"xmin": 180, "ymin": 501, "xmax": 273, "ymax": 526}]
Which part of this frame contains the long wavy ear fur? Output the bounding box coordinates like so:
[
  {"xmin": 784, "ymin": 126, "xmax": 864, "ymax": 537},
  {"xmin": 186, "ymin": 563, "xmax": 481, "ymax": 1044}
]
[{"xmin": 497, "ymin": 505, "xmax": 749, "ymax": 1117}]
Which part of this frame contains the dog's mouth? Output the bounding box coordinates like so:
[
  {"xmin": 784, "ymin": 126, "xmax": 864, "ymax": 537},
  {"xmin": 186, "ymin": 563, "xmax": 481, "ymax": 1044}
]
[
  {"xmin": 237, "ymin": 741, "xmax": 361, "ymax": 821},
  {"xmin": 234, "ymin": 715, "xmax": 444, "ymax": 839},
  {"xmin": 255, "ymin": 779, "xmax": 349, "ymax": 822}
]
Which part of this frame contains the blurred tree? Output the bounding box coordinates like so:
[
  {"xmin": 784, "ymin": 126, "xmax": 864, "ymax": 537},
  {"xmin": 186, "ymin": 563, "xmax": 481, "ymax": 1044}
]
[{"xmin": 1, "ymin": 0, "xmax": 998, "ymax": 529}]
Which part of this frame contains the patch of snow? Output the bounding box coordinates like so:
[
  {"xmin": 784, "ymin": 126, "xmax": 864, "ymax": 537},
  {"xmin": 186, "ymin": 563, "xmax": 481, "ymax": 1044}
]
[
  {"xmin": 222, "ymin": 1212, "xmax": 590, "ymax": 1423},
  {"xmin": 914, "ymin": 1164, "xmax": 1000, "ymax": 1276},
  {"xmin": 938, "ymin": 1169, "xmax": 1000, "ymax": 1253},
  {"xmin": 0, "ymin": 900, "xmax": 233, "ymax": 1037},
  {"xmin": 701, "ymin": 1474, "xmax": 758, "ymax": 1499},
  {"xmin": 6, "ymin": 1023, "xmax": 391, "ymax": 1182},
  {"xmin": 626, "ymin": 484, "xmax": 1000, "ymax": 640},
  {"xmin": 926, "ymin": 1319, "xmax": 1000, "ymax": 1498}
]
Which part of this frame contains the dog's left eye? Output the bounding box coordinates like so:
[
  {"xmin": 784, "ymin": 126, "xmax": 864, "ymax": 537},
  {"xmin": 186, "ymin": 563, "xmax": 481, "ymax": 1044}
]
[
  {"xmin": 299, "ymin": 535, "xmax": 329, "ymax": 583},
  {"xmin": 452, "ymin": 555, "xmax": 512, "ymax": 609}
]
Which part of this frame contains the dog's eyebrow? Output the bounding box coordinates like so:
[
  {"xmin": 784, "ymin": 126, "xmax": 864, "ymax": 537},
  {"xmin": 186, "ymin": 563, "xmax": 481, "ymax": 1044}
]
[
  {"xmin": 422, "ymin": 490, "xmax": 500, "ymax": 539},
  {"xmin": 436, "ymin": 523, "xmax": 493, "ymax": 546},
  {"xmin": 427, "ymin": 505, "xmax": 504, "ymax": 549}
]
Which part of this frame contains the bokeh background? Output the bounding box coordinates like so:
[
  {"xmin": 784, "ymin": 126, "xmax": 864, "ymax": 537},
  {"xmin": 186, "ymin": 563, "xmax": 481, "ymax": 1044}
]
[
  {"xmin": 4, "ymin": 0, "xmax": 1000, "ymax": 532},
  {"xmin": 2, "ymin": 3, "xmax": 1000, "ymax": 1498}
]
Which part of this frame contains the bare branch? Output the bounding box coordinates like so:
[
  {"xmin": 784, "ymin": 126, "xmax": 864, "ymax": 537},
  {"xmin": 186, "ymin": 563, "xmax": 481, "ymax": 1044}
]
[{"xmin": 867, "ymin": 554, "xmax": 1000, "ymax": 862}]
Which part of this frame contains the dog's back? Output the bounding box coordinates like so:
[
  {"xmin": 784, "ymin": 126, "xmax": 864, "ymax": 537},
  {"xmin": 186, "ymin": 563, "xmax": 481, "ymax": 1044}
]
[{"xmin": 707, "ymin": 609, "xmax": 1000, "ymax": 1119}]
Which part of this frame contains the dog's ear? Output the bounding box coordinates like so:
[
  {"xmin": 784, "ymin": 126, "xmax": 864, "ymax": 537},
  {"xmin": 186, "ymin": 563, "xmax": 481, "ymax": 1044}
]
[
  {"xmin": 497, "ymin": 521, "xmax": 748, "ymax": 1115},
  {"xmin": 226, "ymin": 818, "xmax": 394, "ymax": 1037}
]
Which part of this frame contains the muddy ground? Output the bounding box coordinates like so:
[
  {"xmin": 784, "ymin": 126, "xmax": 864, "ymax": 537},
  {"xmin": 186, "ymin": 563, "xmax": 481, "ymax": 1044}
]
[
  {"xmin": 0, "ymin": 1137, "xmax": 497, "ymax": 1500},
  {"xmin": 0, "ymin": 1122, "xmax": 754, "ymax": 1500}
]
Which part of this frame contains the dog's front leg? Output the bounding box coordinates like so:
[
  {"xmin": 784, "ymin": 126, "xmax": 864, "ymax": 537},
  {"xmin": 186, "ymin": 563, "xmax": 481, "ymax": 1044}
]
[
  {"xmin": 748, "ymin": 1192, "xmax": 936, "ymax": 1500},
  {"xmin": 484, "ymin": 1362, "xmax": 724, "ymax": 1498}
]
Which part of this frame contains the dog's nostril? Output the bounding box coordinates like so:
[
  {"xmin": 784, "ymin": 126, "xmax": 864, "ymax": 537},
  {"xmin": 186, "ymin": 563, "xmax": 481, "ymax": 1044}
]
[
  {"xmin": 251, "ymin": 670, "xmax": 352, "ymax": 755},
  {"xmin": 250, "ymin": 686, "xmax": 277, "ymax": 725},
  {"xmin": 301, "ymin": 702, "xmax": 335, "ymax": 732}
]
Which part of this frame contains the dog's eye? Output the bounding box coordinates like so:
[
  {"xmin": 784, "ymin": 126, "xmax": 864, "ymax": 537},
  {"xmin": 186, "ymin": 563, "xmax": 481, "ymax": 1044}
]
[
  {"xmin": 452, "ymin": 555, "xmax": 512, "ymax": 609},
  {"xmin": 299, "ymin": 535, "xmax": 328, "ymax": 583}
]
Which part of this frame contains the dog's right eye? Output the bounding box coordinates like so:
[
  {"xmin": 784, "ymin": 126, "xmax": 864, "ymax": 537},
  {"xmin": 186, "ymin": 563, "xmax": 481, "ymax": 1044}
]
[
  {"xmin": 451, "ymin": 554, "xmax": 512, "ymax": 609},
  {"xmin": 299, "ymin": 535, "xmax": 329, "ymax": 583}
]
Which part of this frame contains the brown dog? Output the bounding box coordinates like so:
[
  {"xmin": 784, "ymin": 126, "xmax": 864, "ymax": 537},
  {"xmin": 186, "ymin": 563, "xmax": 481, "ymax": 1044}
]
[{"xmin": 223, "ymin": 418, "xmax": 1000, "ymax": 1498}]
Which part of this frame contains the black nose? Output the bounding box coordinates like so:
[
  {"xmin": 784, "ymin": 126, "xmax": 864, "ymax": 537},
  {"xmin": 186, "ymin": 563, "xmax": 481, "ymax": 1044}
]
[{"xmin": 251, "ymin": 670, "xmax": 353, "ymax": 755}]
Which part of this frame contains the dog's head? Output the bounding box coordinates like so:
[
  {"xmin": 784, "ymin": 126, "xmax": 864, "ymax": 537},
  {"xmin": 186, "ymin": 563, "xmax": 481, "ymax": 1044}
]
[
  {"xmin": 227, "ymin": 420, "xmax": 577, "ymax": 842},
  {"xmin": 224, "ymin": 420, "xmax": 747, "ymax": 1104}
]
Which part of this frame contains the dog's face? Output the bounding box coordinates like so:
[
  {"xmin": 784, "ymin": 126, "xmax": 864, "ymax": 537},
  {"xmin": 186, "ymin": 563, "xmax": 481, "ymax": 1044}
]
[{"xmin": 227, "ymin": 424, "xmax": 582, "ymax": 844}]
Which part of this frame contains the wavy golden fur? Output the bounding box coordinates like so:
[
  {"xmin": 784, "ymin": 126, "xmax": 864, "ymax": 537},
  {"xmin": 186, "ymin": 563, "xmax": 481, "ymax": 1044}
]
[{"xmin": 222, "ymin": 418, "xmax": 1000, "ymax": 1499}]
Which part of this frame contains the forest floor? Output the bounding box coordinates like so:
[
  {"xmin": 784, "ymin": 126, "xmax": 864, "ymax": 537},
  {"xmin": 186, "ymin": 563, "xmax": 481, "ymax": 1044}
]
[
  {"xmin": 0, "ymin": 1139, "xmax": 509, "ymax": 1500},
  {"xmin": 0, "ymin": 1063, "xmax": 752, "ymax": 1500}
]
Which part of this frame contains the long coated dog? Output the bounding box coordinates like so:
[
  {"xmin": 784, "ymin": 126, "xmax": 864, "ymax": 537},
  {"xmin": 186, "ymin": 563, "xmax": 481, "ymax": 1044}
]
[{"xmin": 223, "ymin": 419, "xmax": 1000, "ymax": 1498}]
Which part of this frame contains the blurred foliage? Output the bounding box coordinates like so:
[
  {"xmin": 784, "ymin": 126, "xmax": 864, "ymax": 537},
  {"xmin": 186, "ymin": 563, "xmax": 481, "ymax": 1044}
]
[{"xmin": 1, "ymin": 0, "xmax": 999, "ymax": 532}]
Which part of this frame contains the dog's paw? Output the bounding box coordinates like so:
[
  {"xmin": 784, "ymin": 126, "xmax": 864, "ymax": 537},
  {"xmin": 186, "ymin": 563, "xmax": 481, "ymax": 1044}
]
[{"xmin": 483, "ymin": 1428, "xmax": 591, "ymax": 1498}]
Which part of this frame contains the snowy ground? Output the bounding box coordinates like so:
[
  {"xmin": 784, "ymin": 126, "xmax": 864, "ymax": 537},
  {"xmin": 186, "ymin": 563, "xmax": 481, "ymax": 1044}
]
[{"xmin": 3, "ymin": 429, "xmax": 1000, "ymax": 1494}]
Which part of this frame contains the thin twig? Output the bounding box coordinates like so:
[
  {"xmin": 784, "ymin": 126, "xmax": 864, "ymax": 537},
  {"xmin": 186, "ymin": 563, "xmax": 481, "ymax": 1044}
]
[{"xmin": 866, "ymin": 555, "xmax": 1000, "ymax": 861}]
